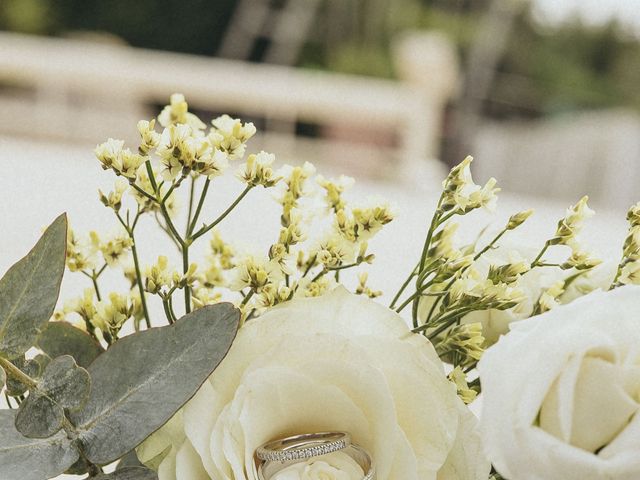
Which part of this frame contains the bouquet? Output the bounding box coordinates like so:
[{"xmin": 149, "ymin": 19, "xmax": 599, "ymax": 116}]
[{"xmin": 0, "ymin": 94, "xmax": 638, "ymax": 480}]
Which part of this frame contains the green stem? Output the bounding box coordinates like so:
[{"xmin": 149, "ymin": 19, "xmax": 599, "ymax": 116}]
[
  {"xmin": 162, "ymin": 173, "xmax": 187, "ymax": 204},
  {"xmin": 389, "ymin": 268, "xmax": 417, "ymax": 309},
  {"xmin": 412, "ymin": 194, "xmax": 446, "ymax": 325},
  {"xmin": 302, "ymin": 255, "xmax": 317, "ymax": 278},
  {"xmin": 145, "ymin": 160, "xmax": 159, "ymax": 191},
  {"xmin": 154, "ymin": 212, "xmax": 182, "ymax": 250},
  {"xmin": 531, "ymin": 242, "xmax": 550, "ymax": 267},
  {"xmin": 473, "ymin": 228, "xmax": 508, "ymax": 261},
  {"xmin": 421, "ymin": 226, "xmax": 511, "ymax": 326},
  {"xmin": 330, "ymin": 261, "xmax": 361, "ymax": 271},
  {"xmin": 0, "ymin": 357, "xmax": 37, "ymax": 389},
  {"xmin": 419, "ymin": 307, "xmax": 477, "ymax": 338},
  {"xmin": 418, "ymin": 195, "xmax": 445, "ymax": 273},
  {"xmin": 186, "ymin": 175, "xmax": 196, "ymax": 234},
  {"xmin": 188, "ymin": 178, "xmax": 211, "ymax": 236},
  {"xmin": 4, "ymin": 391, "xmax": 14, "ymax": 409},
  {"xmin": 182, "ymin": 245, "xmax": 191, "ymax": 314},
  {"xmin": 117, "ymin": 211, "xmax": 151, "ymax": 329},
  {"xmin": 240, "ymin": 289, "xmax": 255, "ymax": 307},
  {"xmin": 160, "ymin": 203, "xmax": 185, "ymax": 247},
  {"xmin": 162, "ymin": 295, "xmax": 176, "ymax": 324},
  {"xmin": 310, "ymin": 268, "xmax": 327, "ymax": 284},
  {"xmin": 191, "ymin": 186, "xmax": 253, "ymax": 241},
  {"xmin": 129, "ymin": 182, "xmax": 157, "ymax": 203},
  {"xmin": 90, "ymin": 275, "xmax": 102, "ymax": 302},
  {"xmin": 130, "ymin": 239, "xmax": 151, "ymax": 329},
  {"xmin": 395, "ymin": 289, "xmax": 445, "ymax": 314}
]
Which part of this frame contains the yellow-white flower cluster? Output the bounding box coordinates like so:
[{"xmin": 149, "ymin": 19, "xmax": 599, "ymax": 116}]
[
  {"xmin": 66, "ymin": 93, "xmax": 393, "ymax": 341},
  {"xmin": 440, "ymin": 156, "xmax": 499, "ymax": 214},
  {"xmin": 613, "ymin": 202, "xmax": 640, "ymax": 286}
]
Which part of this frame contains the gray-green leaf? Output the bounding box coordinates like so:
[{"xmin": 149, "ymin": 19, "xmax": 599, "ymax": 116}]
[
  {"xmin": 37, "ymin": 321, "xmax": 104, "ymax": 368},
  {"xmin": 70, "ymin": 303, "xmax": 239, "ymax": 464},
  {"xmin": 95, "ymin": 466, "xmax": 158, "ymax": 479},
  {"xmin": 0, "ymin": 409, "xmax": 79, "ymax": 480},
  {"xmin": 0, "ymin": 365, "xmax": 5, "ymax": 389},
  {"xmin": 5, "ymin": 357, "xmax": 41, "ymax": 397},
  {"xmin": 117, "ymin": 450, "xmax": 144, "ymax": 470},
  {"xmin": 14, "ymin": 356, "xmax": 91, "ymax": 438},
  {"xmin": 39, "ymin": 355, "xmax": 91, "ymax": 411},
  {"xmin": 15, "ymin": 393, "xmax": 64, "ymax": 438},
  {"xmin": 0, "ymin": 214, "xmax": 67, "ymax": 358}
]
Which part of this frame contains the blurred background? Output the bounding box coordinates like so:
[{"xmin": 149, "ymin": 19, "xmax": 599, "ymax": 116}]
[{"xmin": 1, "ymin": 0, "xmax": 640, "ymax": 208}]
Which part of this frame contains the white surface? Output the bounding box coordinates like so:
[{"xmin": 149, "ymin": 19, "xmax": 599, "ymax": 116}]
[{"xmin": 0, "ymin": 134, "xmax": 631, "ymax": 478}]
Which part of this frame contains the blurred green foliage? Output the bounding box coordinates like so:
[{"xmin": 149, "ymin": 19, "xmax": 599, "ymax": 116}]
[
  {"xmin": 301, "ymin": 1, "xmax": 640, "ymax": 117},
  {"xmin": 0, "ymin": 0, "xmax": 236, "ymax": 55}
]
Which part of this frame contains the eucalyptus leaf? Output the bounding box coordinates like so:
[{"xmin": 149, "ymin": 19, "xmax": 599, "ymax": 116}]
[
  {"xmin": 0, "ymin": 409, "xmax": 79, "ymax": 480},
  {"xmin": 117, "ymin": 450, "xmax": 144, "ymax": 470},
  {"xmin": 15, "ymin": 393, "xmax": 64, "ymax": 438},
  {"xmin": 64, "ymin": 456, "xmax": 92, "ymax": 475},
  {"xmin": 37, "ymin": 321, "xmax": 104, "ymax": 368},
  {"xmin": 32, "ymin": 352, "xmax": 52, "ymax": 371},
  {"xmin": 14, "ymin": 356, "xmax": 90, "ymax": 439},
  {"xmin": 5, "ymin": 357, "xmax": 41, "ymax": 397},
  {"xmin": 0, "ymin": 365, "xmax": 5, "ymax": 389},
  {"xmin": 95, "ymin": 466, "xmax": 158, "ymax": 479},
  {"xmin": 0, "ymin": 214, "xmax": 67, "ymax": 358},
  {"xmin": 71, "ymin": 303, "xmax": 239, "ymax": 464},
  {"xmin": 39, "ymin": 355, "xmax": 91, "ymax": 411}
]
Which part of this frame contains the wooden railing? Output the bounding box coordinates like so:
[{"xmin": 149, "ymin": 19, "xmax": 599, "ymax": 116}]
[{"xmin": 0, "ymin": 31, "xmax": 458, "ymax": 178}]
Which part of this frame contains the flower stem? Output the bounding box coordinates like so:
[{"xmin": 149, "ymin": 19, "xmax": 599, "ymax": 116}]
[
  {"xmin": 186, "ymin": 176, "xmax": 196, "ymax": 233},
  {"xmin": 389, "ymin": 267, "xmax": 417, "ymax": 310},
  {"xmin": 117, "ymin": 211, "xmax": 151, "ymax": 329},
  {"xmin": 130, "ymin": 235, "xmax": 151, "ymax": 329},
  {"xmin": 531, "ymin": 242, "xmax": 550, "ymax": 267},
  {"xmin": 182, "ymin": 245, "xmax": 191, "ymax": 314},
  {"xmin": 190, "ymin": 186, "xmax": 253, "ymax": 241},
  {"xmin": 188, "ymin": 178, "xmax": 211, "ymax": 236},
  {"xmin": 162, "ymin": 296, "xmax": 176, "ymax": 324},
  {"xmin": 424, "ymin": 227, "xmax": 510, "ymax": 325}
]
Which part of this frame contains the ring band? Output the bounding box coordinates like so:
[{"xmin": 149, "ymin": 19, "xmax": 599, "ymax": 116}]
[
  {"xmin": 258, "ymin": 444, "xmax": 375, "ymax": 480},
  {"xmin": 256, "ymin": 432, "xmax": 351, "ymax": 463}
]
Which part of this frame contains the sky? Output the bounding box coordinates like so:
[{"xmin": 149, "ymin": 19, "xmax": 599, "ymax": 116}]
[{"xmin": 533, "ymin": 0, "xmax": 640, "ymax": 34}]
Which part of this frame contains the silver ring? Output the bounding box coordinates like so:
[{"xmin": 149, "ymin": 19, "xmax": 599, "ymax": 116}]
[
  {"xmin": 258, "ymin": 444, "xmax": 375, "ymax": 480},
  {"xmin": 256, "ymin": 432, "xmax": 351, "ymax": 463}
]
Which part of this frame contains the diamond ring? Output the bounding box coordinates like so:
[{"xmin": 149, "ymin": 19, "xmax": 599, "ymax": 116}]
[
  {"xmin": 255, "ymin": 433, "xmax": 375, "ymax": 480},
  {"xmin": 255, "ymin": 432, "xmax": 351, "ymax": 463}
]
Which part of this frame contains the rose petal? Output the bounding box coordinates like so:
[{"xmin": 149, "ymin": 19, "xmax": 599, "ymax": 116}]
[{"xmin": 569, "ymin": 357, "xmax": 638, "ymax": 452}]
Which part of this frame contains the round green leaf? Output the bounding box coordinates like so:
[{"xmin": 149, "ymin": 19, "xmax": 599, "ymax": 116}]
[
  {"xmin": 37, "ymin": 321, "xmax": 104, "ymax": 368},
  {"xmin": 39, "ymin": 355, "xmax": 91, "ymax": 411},
  {"xmin": 0, "ymin": 409, "xmax": 79, "ymax": 480},
  {"xmin": 15, "ymin": 393, "xmax": 64, "ymax": 438},
  {"xmin": 0, "ymin": 214, "xmax": 67, "ymax": 358}
]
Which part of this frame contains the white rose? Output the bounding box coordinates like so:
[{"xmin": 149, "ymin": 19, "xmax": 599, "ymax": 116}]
[
  {"xmin": 138, "ymin": 287, "xmax": 489, "ymax": 480},
  {"xmin": 479, "ymin": 286, "xmax": 640, "ymax": 480}
]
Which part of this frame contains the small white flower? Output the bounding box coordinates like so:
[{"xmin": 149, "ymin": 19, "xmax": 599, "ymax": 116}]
[
  {"xmin": 237, "ymin": 151, "xmax": 281, "ymax": 187},
  {"xmin": 158, "ymin": 93, "xmax": 206, "ymax": 131}
]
